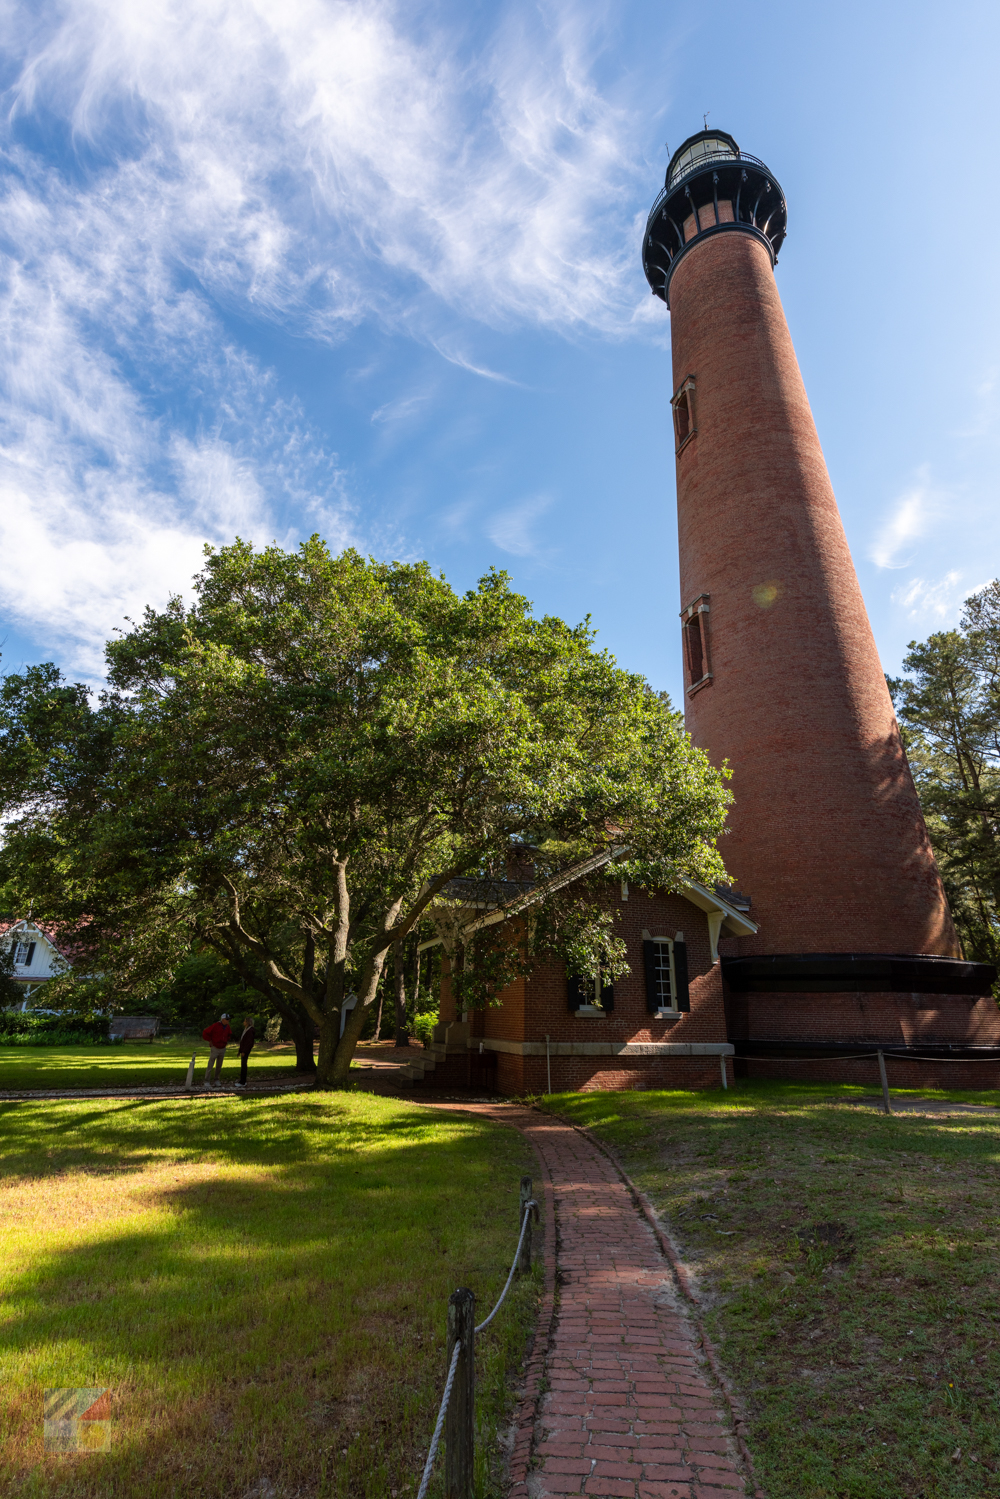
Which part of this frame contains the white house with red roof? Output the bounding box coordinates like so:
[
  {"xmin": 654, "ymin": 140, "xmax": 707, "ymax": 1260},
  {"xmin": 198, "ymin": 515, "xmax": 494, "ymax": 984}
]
[{"xmin": 0, "ymin": 919, "xmax": 71, "ymax": 1006}]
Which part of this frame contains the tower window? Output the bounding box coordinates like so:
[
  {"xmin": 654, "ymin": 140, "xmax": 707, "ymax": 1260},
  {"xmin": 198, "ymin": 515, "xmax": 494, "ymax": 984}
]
[
  {"xmin": 680, "ymin": 594, "xmax": 712, "ymax": 694},
  {"xmin": 685, "ymin": 616, "xmax": 703, "ymax": 682},
  {"xmin": 671, "ymin": 376, "xmax": 697, "ymax": 454}
]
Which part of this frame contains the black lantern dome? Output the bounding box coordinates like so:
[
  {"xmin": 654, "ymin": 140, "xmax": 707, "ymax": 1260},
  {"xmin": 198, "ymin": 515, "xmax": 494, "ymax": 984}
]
[{"xmin": 642, "ymin": 129, "xmax": 786, "ymax": 307}]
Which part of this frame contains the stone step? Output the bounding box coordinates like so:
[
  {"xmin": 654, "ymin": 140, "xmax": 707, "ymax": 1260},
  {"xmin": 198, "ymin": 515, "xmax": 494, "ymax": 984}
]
[{"xmin": 399, "ymin": 1054, "xmax": 438, "ymax": 1082}]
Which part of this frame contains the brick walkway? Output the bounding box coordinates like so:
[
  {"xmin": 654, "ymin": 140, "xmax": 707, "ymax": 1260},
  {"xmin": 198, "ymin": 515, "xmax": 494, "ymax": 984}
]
[{"xmin": 427, "ymin": 1104, "xmax": 751, "ymax": 1499}]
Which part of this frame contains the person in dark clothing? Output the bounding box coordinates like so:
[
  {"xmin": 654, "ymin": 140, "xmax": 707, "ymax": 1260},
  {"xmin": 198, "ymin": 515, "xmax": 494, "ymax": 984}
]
[
  {"xmin": 202, "ymin": 1014, "xmax": 232, "ymax": 1086},
  {"xmin": 235, "ymin": 1017, "xmax": 255, "ymax": 1088}
]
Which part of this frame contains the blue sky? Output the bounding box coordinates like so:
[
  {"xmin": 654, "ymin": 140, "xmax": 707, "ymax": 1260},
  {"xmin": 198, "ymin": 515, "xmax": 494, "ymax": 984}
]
[{"xmin": 1, "ymin": 0, "xmax": 998, "ymax": 704}]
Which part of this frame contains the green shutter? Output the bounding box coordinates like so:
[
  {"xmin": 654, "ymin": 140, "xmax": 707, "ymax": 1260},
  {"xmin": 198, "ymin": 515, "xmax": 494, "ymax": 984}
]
[
  {"xmin": 600, "ymin": 979, "xmax": 615, "ymax": 1013},
  {"xmin": 674, "ymin": 940, "xmax": 690, "ymax": 1011},
  {"xmin": 643, "ymin": 940, "xmax": 659, "ymax": 1012}
]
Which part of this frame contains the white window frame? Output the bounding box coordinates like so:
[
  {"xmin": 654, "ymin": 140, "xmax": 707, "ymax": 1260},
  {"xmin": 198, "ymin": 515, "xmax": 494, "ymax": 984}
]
[
  {"xmin": 576, "ymin": 972, "xmax": 610, "ymax": 1017},
  {"xmin": 648, "ymin": 935, "xmax": 679, "ymax": 1015},
  {"xmin": 13, "ymin": 940, "xmax": 33, "ymax": 967}
]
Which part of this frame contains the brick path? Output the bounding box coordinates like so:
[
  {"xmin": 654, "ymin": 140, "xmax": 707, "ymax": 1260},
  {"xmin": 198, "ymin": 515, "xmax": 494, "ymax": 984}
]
[{"xmin": 427, "ymin": 1104, "xmax": 751, "ymax": 1499}]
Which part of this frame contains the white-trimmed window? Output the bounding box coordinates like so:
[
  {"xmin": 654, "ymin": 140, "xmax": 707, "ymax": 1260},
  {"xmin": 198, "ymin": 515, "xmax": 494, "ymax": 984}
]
[
  {"xmin": 671, "ymin": 376, "xmax": 697, "ymax": 455},
  {"xmin": 567, "ymin": 971, "xmax": 615, "ymax": 1015},
  {"xmin": 680, "ymin": 593, "xmax": 712, "ymax": 695},
  {"xmin": 643, "ymin": 932, "xmax": 690, "ymax": 1014},
  {"xmin": 13, "ymin": 940, "xmax": 36, "ymax": 968}
]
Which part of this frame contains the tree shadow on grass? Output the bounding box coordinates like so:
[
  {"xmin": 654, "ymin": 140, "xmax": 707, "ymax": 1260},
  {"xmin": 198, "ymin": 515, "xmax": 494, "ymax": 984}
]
[{"xmin": 1, "ymin": 1094, "xmax": 537, "ymax": 1499}]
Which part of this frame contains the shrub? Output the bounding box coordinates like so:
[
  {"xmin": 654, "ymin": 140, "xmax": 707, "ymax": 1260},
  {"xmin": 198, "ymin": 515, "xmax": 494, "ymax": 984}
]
[
  {"xmin": 0, "ymin": 1009, "xmax": 112, "ymax": 1042},
  {"xmin": 411, "ymin": 1012, "xmax": 437, "ymax": 1047}
]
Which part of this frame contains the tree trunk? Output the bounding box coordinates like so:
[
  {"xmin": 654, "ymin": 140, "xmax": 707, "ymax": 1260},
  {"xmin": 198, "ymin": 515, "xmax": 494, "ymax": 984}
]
[
  {"xmin": 373, "ymin": 976, "xmax": 384, "ymax": 1042},
  {"xmin": 316, "ymin": 1013, "xmax": 341, "ymax": 1085},
  {"xmin": 287, "ymin": 1016, "xmax": 316, "ymax": 1074},
  {"xmin": 393, "ymin": 937, "xmax": 410, "ymax": 1047}
]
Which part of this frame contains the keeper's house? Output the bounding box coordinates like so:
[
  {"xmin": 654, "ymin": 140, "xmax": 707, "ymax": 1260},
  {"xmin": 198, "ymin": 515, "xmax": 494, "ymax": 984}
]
[
  {"xmin": 0, "ymin": 919, "xmax": 70, "ymax": 1006},
  {"xmin": 402, "ymin": 860, "xmax": 755, "ymax": 1093}
]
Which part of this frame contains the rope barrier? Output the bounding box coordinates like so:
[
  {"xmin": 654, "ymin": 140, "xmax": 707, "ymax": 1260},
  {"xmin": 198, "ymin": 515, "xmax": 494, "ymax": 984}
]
[
  {"xmin": 738, "ymin": 1053, "xmax": 876, "ymax": 1064},
  {"xmin": 475, "ymin": 1199, "xmax": 537, "ymax": 1334},
  {"xmin": 739, "ymin": 1052, "xmax": 1000, "ymax": 1064},
  {"xmin": 415, "ymin": 1342, "xmax": 461, "ymax": 1499},
  {"xmin": 415, "ymin": 1189, "xmax": 539, "ymax": 1497}
]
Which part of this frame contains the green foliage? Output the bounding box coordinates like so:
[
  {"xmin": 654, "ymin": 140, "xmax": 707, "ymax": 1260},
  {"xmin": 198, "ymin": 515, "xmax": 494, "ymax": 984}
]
[
  {"xmin": 0, "ymin": 932, "xmax": 23, "ymax": 1011},
  {"xmin": 888, "ymin": 581, "xmax": 1000, "ymax": 965},
  {"xmin": 151, "ymin": 948, "xmax": 250, "ymax": 1029},
  {"xmin": 0, "ymin": 1030, "xmax": 123, "ymax": 1046},
  {"xmin": 0, "ymin": 1009, "xmax": 113, "ymax": 1045},
  {"xmin": 411, "ymin": 1011, "xmax": 437, "ymax": 1047},
  {"xmin": 0, "ymin": 538, "xmax": 730, "ymax": 1086}
]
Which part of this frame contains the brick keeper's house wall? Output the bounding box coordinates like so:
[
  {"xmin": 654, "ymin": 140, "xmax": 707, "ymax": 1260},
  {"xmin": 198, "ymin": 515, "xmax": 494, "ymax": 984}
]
[
  {"xmin": 472, "ymin": 887, "xmax": 733, "ymax": 1094},
  {"xmin": 667, "ymin": 225, "xmax": 1000, "ymax": 1087}
]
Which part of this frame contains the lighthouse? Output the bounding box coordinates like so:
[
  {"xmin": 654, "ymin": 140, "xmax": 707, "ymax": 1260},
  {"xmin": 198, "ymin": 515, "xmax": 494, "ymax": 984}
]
[{"xmin": 642, "ymin": 130, "xmax": 1000, "ymax": 1083}]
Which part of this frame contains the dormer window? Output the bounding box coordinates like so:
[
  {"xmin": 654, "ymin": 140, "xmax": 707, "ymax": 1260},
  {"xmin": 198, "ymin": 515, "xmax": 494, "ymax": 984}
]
[
  {"xmin": 672, "ymin": 376, "xmax": 697, "ymax": 455},
  {"xmin": 13, "ymin": 940, "xmax": 35, "ymax": 967}
]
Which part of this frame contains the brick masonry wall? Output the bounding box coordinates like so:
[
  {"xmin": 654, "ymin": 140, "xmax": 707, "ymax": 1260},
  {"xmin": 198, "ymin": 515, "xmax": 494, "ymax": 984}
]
[
  {"xmin": 474, "ymin": 887, "xmax": 733, "ymax": 1093},
  {"xmin": 669, "ymin": 230, "xmax": 959, "ymax": 963},
  {"xmin": 724, "ymin": 988, "xmax": 1000, "ymax": 1045}
]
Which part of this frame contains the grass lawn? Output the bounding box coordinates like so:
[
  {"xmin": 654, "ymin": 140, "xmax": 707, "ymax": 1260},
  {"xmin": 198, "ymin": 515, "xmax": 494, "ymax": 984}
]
[
  {"xmin": 0, "ymin": 1092, "xmax": 541, "ymax": 1498},
  {"xmin": 541, "ymin": 1080, "xmax": 1000, "ymax": 1499},
  {"xmin": 0, "ymin": 1039, "xmax": 309, "ymax": 1092}
]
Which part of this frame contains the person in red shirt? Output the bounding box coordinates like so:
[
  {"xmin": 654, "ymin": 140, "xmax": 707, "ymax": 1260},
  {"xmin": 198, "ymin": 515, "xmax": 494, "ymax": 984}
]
[{"xmin": 202, "ymin": 1014, "xmax": 232, "ymax": 1087}]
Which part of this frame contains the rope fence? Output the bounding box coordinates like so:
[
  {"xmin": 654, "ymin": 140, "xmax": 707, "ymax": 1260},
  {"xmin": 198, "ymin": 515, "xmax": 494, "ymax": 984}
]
[
  {"xmin": 738, "ymin": 1051, "xmax": 1000, "ymax": 1063},
  {"xmin": 736, "ymin": 1047, "xmax": 1000, "ymax": 1115},
  {"xmin": 416, "ymin": 1175, "xmax": 539, "ymax": 1499}
]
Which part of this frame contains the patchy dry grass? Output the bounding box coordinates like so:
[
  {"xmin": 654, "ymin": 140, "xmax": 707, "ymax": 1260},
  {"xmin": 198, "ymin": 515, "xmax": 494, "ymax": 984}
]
[
  {"xmin": 0, "ymin": 1092, "xmax": 541, "ymax": 1498},
  {"xmin": 542, "ymin": 1081, "xmax": 1000, "ymax": 1499}
]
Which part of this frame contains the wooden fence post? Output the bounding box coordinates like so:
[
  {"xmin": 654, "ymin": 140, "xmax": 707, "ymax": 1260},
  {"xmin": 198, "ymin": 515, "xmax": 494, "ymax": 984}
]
[
  {"xmin": 877, "ymin": 1050, "xmax": 892, "ymax": 1115},
  {"xmin": 445, "ymin": 1288, "xmax": 475, "ymax": 1499},
  {"xmin": 518, "ymin": 1176, "xmax": 533, "ymax": 1273}
]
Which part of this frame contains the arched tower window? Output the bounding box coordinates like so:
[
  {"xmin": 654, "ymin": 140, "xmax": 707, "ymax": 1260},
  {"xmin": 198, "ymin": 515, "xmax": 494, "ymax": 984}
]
[
  {"xmin": 672, "ymin": 376, "xmax": 697, "ymax": 455},
  {"xmin": 680, "ymin": 593, "xmax": 712, "ymax": 694}
]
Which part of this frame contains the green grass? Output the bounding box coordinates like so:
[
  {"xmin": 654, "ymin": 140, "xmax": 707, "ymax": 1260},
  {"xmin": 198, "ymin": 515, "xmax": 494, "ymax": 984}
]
[
  {"xmin": 0, "ymin": 1038, "xmax": 309, "ymax": 1092},
  {"xmin": 540, "ymin": 1080, "xmax": 1000, "ymax": 1499},
  {"xmin": 0, "ymin": 1092, "xmax": 541, "ymax": 1498}
]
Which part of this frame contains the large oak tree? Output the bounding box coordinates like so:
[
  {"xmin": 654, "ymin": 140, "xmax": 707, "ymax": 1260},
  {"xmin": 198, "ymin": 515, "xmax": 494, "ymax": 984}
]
[{"xmin": 0, "ymin": 539, "xmax": 731, "ymax": 1085}]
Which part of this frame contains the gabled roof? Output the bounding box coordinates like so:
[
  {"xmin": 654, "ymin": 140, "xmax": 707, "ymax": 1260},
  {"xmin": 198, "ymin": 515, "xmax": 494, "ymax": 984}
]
[
  {"xmin": 436, "ymin": 848, "xmax": 757, "ymax": 940},
  {"xmin": 0, "ymin": 918, "xmax": 78, "ymax": 969}
]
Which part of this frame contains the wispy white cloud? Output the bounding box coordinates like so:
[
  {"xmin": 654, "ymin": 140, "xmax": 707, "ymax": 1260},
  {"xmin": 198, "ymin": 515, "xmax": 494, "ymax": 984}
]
[
  {"xmin": 7, "ymin": 0, "xmax": 649, "ymax": 336},
  {"xmin": 430, "ymin": 342, "xmax": 526, "ymax": 386},
  {"xmin": 487, "ymin": 494, "xmax": 553, "ymax": 559},
  {"xmin": 371, "ymin": 394, "xmax": 429, "ymax": 425},
  {"xmin": 0, "ymin": 163, "xmax": 352, "ymax": 674},
  {"xmin": 0, "ymin": 0, "xmax": 653, "ymax": 671},
  {"xmin": 889, "ymin": 571, "xmax": 992, "ymax": 626},
  {"xmin": 870, "ymin": 470, "xmax": 939, "ymax": 568}
]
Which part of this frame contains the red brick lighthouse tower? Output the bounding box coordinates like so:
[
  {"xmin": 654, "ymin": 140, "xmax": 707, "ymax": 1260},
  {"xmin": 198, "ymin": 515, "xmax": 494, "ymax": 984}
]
[{"xmin": 642, "ymin": 130, "xmax": 1000, "ymax": 1084}]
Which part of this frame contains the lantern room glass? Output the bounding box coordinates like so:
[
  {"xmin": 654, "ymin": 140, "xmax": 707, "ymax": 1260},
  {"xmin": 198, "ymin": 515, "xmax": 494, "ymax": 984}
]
[{"xmin": 668, "ymin": 136, "xmax": 737, "ymax": 186}]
